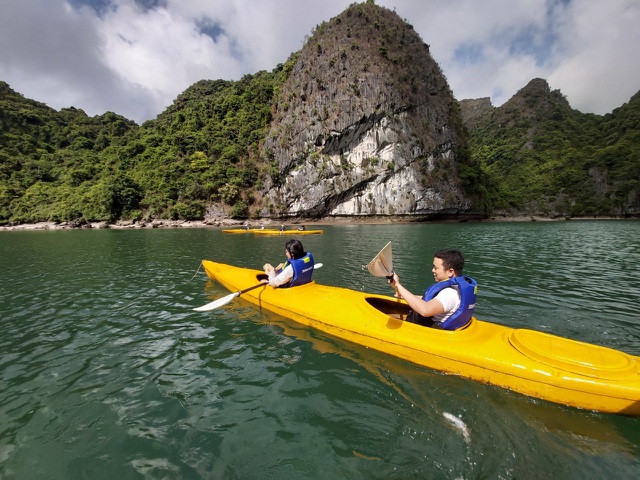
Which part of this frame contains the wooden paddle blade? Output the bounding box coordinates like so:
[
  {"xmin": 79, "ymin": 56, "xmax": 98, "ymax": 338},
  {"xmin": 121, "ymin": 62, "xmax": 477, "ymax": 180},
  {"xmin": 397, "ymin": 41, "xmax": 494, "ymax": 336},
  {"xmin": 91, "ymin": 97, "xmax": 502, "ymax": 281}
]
[
  {"xmin": 193, "ymin": 291, "xmax": 240, "ymax": 311},
  {"xmin": 367, "ymin": 242, "xmax": 393, "ymax": 277}
]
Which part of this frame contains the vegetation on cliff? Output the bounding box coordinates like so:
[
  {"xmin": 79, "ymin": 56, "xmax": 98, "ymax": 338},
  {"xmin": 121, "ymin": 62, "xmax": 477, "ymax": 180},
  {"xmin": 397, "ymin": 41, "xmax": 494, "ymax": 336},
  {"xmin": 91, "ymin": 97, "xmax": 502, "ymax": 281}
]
[
  {"xmin": 0, "ymin": 63, "xmax": 291, "ymax": 223},
  {"xmin": 463, "ymin": 79, "xmax": 640, "ymax": 216}
]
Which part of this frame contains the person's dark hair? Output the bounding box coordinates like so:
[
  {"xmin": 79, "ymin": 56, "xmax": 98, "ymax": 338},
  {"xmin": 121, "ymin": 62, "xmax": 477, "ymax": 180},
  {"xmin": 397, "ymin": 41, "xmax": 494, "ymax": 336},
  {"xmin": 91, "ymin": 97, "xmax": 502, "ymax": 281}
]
[
  {"xmin": 285, "ymin": 239, "xmax": 306, "ymax": 260},
  {"xmin": 434, "ymin": 249, "xmax": 464, "ymax": 276}
]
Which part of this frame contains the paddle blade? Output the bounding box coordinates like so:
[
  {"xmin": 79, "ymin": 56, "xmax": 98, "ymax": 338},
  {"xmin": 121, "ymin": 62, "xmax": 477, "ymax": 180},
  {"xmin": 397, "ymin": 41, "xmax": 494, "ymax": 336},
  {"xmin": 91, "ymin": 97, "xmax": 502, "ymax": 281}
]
[
  {"xmin": 367, "ymin": 242, "xmax": 394, "ymax": 277},
  {"xmin": 193, "ymin": 291, "xmax": 240, "ymax": 312}
]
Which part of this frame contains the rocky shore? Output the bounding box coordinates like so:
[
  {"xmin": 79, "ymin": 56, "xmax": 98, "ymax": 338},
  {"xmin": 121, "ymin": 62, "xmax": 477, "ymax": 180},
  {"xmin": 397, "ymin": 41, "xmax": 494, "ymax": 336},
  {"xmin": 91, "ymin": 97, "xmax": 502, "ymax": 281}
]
[
  {"xmin": 0, "ymin": 217, "xmax": 380, "ymax": 231},
  {"xmin": 1, "ymin": 214, "xmax": 629, "ymax": 232},
  {"xmin": 0, "ymin": 217, "xmax": 246, "ymax": 232}
]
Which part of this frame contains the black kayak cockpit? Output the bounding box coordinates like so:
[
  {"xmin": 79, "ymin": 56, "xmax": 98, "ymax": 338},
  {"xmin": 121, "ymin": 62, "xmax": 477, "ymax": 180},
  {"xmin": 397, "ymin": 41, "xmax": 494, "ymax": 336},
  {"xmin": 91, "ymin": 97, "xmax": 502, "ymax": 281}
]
[{"xmin": 365, "ymin": 297, "xmax": 412, "ymax": 320}]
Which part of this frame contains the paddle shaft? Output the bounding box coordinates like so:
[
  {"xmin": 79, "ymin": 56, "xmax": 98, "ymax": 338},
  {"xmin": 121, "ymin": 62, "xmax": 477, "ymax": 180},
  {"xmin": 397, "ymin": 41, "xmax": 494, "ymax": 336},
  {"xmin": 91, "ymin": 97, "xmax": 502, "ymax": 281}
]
[{"xmin": 237, "ymin": 281, "xmax": 267, "ymax": 296}]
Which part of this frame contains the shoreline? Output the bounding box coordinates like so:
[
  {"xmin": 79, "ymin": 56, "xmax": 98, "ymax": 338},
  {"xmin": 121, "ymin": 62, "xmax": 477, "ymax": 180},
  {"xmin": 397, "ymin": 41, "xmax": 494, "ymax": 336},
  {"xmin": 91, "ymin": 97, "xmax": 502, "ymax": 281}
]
[{"xmin": 0, "ymin": 215, "xmax": 633, "ymax": 232}]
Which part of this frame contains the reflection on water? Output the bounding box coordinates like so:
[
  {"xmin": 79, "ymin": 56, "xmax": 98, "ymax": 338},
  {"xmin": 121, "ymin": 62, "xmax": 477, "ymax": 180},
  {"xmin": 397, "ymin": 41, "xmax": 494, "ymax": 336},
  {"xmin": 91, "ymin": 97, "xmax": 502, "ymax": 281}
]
[{"xmin": 1, "ymin": 221, "xmax": 639, "ymax": 479}]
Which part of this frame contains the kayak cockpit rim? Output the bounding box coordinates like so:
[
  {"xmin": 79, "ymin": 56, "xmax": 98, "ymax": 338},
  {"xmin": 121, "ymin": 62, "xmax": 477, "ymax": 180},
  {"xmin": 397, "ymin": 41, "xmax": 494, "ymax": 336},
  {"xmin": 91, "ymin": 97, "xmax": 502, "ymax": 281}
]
[
  {"xmin": 364, "ymin": 297, "xmax": 475, "ymax": 331},
  {"xmin": 365, "ymin": 297, "xmax": 411, "ymax": 320}
]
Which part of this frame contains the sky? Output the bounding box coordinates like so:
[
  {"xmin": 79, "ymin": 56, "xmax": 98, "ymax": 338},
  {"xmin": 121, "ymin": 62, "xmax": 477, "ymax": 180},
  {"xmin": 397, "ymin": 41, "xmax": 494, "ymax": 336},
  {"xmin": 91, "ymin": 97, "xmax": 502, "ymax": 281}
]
[{"xmin": 1, "ymin": 0, "xmax": 639, "ymax": 124}]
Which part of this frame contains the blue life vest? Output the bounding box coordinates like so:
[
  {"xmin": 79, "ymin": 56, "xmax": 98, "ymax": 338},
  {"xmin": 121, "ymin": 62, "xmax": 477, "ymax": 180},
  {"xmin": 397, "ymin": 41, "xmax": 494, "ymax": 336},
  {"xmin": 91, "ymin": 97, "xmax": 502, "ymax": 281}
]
[
  {"xmin": 421, "ymin": 276, "xmax": 478, "ymax": 330},
  {"xmin": 282, "ymin": 252, "xmax": 315, "ymax": 287}
]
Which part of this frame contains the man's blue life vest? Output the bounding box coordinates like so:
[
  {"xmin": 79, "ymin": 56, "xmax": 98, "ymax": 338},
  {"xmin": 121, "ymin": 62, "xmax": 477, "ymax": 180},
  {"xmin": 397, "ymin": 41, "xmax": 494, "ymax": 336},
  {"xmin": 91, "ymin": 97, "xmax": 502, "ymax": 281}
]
[
  {"xmin": 282, "ymin": 252, "xmax": 315, "ymax": 287},
  {"xmin": 421, "ymin": 276, "xmax": 478, "ymax": 330}
]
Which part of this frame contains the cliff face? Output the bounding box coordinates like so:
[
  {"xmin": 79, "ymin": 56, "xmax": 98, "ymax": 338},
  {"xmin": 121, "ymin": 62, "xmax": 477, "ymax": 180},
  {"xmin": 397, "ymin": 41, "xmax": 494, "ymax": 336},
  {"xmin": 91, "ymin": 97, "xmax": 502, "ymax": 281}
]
[
  {"xmin": 260, "ymin": 2, "xmax": 472, "ymax": 218},
  {"xmin": 459, "ymin": 97, "xmax": 493, "ymax": 133}
]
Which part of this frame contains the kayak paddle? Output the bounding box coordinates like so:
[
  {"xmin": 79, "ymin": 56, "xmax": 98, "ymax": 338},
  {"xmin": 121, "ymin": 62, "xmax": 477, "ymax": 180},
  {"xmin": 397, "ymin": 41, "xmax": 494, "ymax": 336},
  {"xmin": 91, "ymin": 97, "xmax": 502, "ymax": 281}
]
[
  {"xmin": 367, "ymin": 242, "xmax": 394, "ymax": 279},
  {"xmin": 193, "ymin": 262, "xmax": 323, "ymax": 312}
]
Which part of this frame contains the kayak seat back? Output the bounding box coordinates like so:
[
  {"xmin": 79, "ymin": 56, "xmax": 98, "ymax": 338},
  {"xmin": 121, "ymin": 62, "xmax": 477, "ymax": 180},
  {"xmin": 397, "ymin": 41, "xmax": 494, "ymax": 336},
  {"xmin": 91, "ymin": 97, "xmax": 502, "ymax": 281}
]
[{"xmin": 509, "ymin": 329, "xmax": 639, "ymax": 380}]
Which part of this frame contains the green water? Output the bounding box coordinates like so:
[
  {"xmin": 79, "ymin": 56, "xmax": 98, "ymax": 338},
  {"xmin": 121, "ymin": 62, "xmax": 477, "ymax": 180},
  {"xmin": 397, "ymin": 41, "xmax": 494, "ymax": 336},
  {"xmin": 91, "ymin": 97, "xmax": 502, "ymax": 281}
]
[{"xmin": 1, "ymin": 221, "xmax": 640, "ymax": 479}]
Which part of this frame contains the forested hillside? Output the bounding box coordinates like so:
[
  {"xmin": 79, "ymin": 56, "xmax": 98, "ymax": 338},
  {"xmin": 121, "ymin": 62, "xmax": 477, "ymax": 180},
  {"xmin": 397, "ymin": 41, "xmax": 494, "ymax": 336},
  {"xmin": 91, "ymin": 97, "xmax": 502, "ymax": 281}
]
[
  {"xmin": 0, "ymin": 60, "xmax": 292, "ymax": 224},
  {"xmin": 463, "ymin": 79, "xmax": 640, "ymax": 217},
  {"xmin": 0, "ymin": 81, "xmax": 136, "ymax": 223}
]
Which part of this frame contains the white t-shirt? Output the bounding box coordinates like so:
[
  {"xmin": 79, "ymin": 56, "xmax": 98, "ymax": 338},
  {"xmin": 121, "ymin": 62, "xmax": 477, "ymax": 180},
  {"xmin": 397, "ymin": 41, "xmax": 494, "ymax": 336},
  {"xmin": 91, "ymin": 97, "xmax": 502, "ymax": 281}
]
[
  {"xmin": 267, "ymin": 264, "xmax": 294, "ymax": 287},
  {"xmin": 432, "ymin": 286, "xmax": 461, "ymax": 324}
]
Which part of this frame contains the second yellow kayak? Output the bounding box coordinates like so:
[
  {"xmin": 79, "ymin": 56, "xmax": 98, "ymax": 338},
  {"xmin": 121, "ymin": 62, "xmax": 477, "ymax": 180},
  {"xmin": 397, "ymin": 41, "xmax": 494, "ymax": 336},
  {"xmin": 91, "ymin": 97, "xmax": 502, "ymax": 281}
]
[{"xmin": 252, "ymin": 229, "xmax": 323, "ymax": 235}]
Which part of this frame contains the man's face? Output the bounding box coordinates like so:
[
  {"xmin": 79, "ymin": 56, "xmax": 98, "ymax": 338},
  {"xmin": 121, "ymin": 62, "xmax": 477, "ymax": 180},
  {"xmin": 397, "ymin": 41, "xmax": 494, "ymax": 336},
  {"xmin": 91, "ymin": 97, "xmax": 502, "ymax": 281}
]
[{"xmin": 432, "ymin": 257, "xmax": 454, "ymax": 282}]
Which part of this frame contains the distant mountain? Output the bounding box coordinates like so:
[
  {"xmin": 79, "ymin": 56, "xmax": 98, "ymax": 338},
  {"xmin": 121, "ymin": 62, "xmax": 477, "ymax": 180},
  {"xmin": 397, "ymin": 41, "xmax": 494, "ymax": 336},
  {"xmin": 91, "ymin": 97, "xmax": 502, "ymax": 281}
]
[{"xmin": 460, "ymin": 79, "xmax": 640, "ymax": 216}]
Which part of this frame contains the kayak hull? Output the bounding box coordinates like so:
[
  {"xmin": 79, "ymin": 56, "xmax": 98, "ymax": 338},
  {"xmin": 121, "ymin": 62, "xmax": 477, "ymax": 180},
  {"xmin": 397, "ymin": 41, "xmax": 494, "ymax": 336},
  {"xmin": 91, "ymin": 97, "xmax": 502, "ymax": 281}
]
[
  {"xmin": 222, "ymin": 228, "xmax": 323, "ymax": 235},
  {"xmin": 200, "ymin": 261, "xmax": 640, "ymax": 416},
  {"xmin": 252, "ymin": 229, "xmax": 323, "ymax": 235}
]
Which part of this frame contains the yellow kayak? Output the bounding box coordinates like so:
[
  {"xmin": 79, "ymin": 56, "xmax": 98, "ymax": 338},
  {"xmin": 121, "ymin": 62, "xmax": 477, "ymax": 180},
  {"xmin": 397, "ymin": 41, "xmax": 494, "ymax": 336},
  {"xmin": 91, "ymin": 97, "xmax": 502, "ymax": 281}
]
[
  {"xmin": 222, "ymin": 228, "xmax": 258, "ymax": 234},
  {"xmin": 251, "ymin": 229, "xmax": 323, "ymax": 235},
  {"xmin": 199, "ymin": 261, "xmax": 640, "ymax": 416}
]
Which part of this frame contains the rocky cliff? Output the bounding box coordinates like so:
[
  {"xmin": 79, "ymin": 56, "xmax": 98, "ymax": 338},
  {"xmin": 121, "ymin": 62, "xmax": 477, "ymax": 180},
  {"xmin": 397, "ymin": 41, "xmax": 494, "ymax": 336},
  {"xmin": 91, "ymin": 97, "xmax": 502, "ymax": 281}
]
[
  {"xmin": 260, "ymin": 2, "xmax": 475, "ymax": 219},
  {"xmin": 459, "ymin": 97, "xmax": 493, "ymax": 133}
]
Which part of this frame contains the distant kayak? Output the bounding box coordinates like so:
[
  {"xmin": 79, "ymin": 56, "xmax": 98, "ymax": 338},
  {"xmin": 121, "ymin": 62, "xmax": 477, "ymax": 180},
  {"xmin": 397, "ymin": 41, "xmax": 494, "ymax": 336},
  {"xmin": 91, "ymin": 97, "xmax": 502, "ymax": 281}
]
[
  {"xmin": 252, "ymin": 229, "xmax": 323, "ymax": 236},
  {"xmin": 222, "ymin": 228, "xmax": 260, "ymax": 234},
  {"xmin": 198, "ymin": 260, "xmax": 640, "ymax": 416},
  {"xmin": 222, "ymin": 228, "xmax": 323, "ymax": 235}
]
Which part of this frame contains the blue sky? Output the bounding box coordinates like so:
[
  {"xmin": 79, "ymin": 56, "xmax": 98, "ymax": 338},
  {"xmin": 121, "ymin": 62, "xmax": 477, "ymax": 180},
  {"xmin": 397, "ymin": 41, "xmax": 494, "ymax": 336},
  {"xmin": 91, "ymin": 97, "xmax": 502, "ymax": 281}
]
[{"xmin": 1, "ymin": 0, "xmax": 638, "ymax": 124}]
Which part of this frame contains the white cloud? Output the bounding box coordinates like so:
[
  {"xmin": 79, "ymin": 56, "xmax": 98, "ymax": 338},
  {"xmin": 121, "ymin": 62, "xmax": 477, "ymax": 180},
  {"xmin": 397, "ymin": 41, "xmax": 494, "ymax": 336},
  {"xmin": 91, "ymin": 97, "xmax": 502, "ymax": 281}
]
[
  {"xmin": 548, "ymin": 0, "xmax": 640, "ymax": 113},
  {"xmin": 0, "ymin": 0, "xmax": 638, "ymax": 123},
  {"xmin": 382, "ymin": 0, "xmax": 640, "ymax": 112},
  {"xmin": 98, "ymin": 1, "xmax": 244, "ymax": 115},
  {"xmin": 0, "ymin": 0, "xmax": 156, "ymax": 120}
]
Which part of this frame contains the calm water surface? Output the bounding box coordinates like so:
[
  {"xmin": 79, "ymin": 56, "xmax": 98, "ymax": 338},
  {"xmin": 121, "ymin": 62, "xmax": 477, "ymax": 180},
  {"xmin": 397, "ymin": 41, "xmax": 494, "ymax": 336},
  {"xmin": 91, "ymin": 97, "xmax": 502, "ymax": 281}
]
[{"xmin": 1, "ymin": 221, "xmax": 640, "ymax": 479}]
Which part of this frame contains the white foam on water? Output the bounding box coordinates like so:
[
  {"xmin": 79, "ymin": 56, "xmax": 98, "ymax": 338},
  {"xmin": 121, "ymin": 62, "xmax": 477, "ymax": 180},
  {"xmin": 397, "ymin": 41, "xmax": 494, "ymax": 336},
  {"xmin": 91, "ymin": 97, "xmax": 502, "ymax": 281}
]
[{"xmin": 443, "ymin": 412, "xmax": 471, "ymax": 443}]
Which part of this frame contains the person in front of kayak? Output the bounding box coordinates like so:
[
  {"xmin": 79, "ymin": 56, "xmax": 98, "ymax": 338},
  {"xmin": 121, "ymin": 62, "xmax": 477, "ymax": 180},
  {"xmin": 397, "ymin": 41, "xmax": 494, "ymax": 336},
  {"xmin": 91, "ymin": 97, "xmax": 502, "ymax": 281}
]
[
  {"xmin": 263, "ymin": 239, "xmax": 314, "ymax": 288},
  {"xmin": 388, "ymin": 249, "xmax": 477, "ymax": 330}
]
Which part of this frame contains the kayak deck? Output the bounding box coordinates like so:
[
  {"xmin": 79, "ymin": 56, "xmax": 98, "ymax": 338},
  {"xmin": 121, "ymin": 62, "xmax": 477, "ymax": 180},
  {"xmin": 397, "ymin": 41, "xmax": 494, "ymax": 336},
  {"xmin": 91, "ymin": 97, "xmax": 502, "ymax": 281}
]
[{"xmin": 199, "ymin": 260, "xmax": 640, "ymax": 416}]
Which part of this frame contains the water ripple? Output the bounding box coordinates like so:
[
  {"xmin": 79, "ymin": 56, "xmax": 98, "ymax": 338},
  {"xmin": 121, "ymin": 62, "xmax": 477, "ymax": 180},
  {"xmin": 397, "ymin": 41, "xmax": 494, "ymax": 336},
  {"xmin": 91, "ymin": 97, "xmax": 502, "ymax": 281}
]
[{"xmin": 1, "ymin": 225, "xmax": 640, "ymax": 479}]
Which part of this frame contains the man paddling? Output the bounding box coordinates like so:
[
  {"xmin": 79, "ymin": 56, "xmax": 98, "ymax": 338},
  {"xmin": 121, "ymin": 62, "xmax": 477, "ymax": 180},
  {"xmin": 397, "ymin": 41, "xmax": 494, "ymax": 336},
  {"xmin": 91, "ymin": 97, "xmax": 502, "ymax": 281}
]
[{"xmin": 388, "ymin": 249, "xmax": 477, "ymax": 330}]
